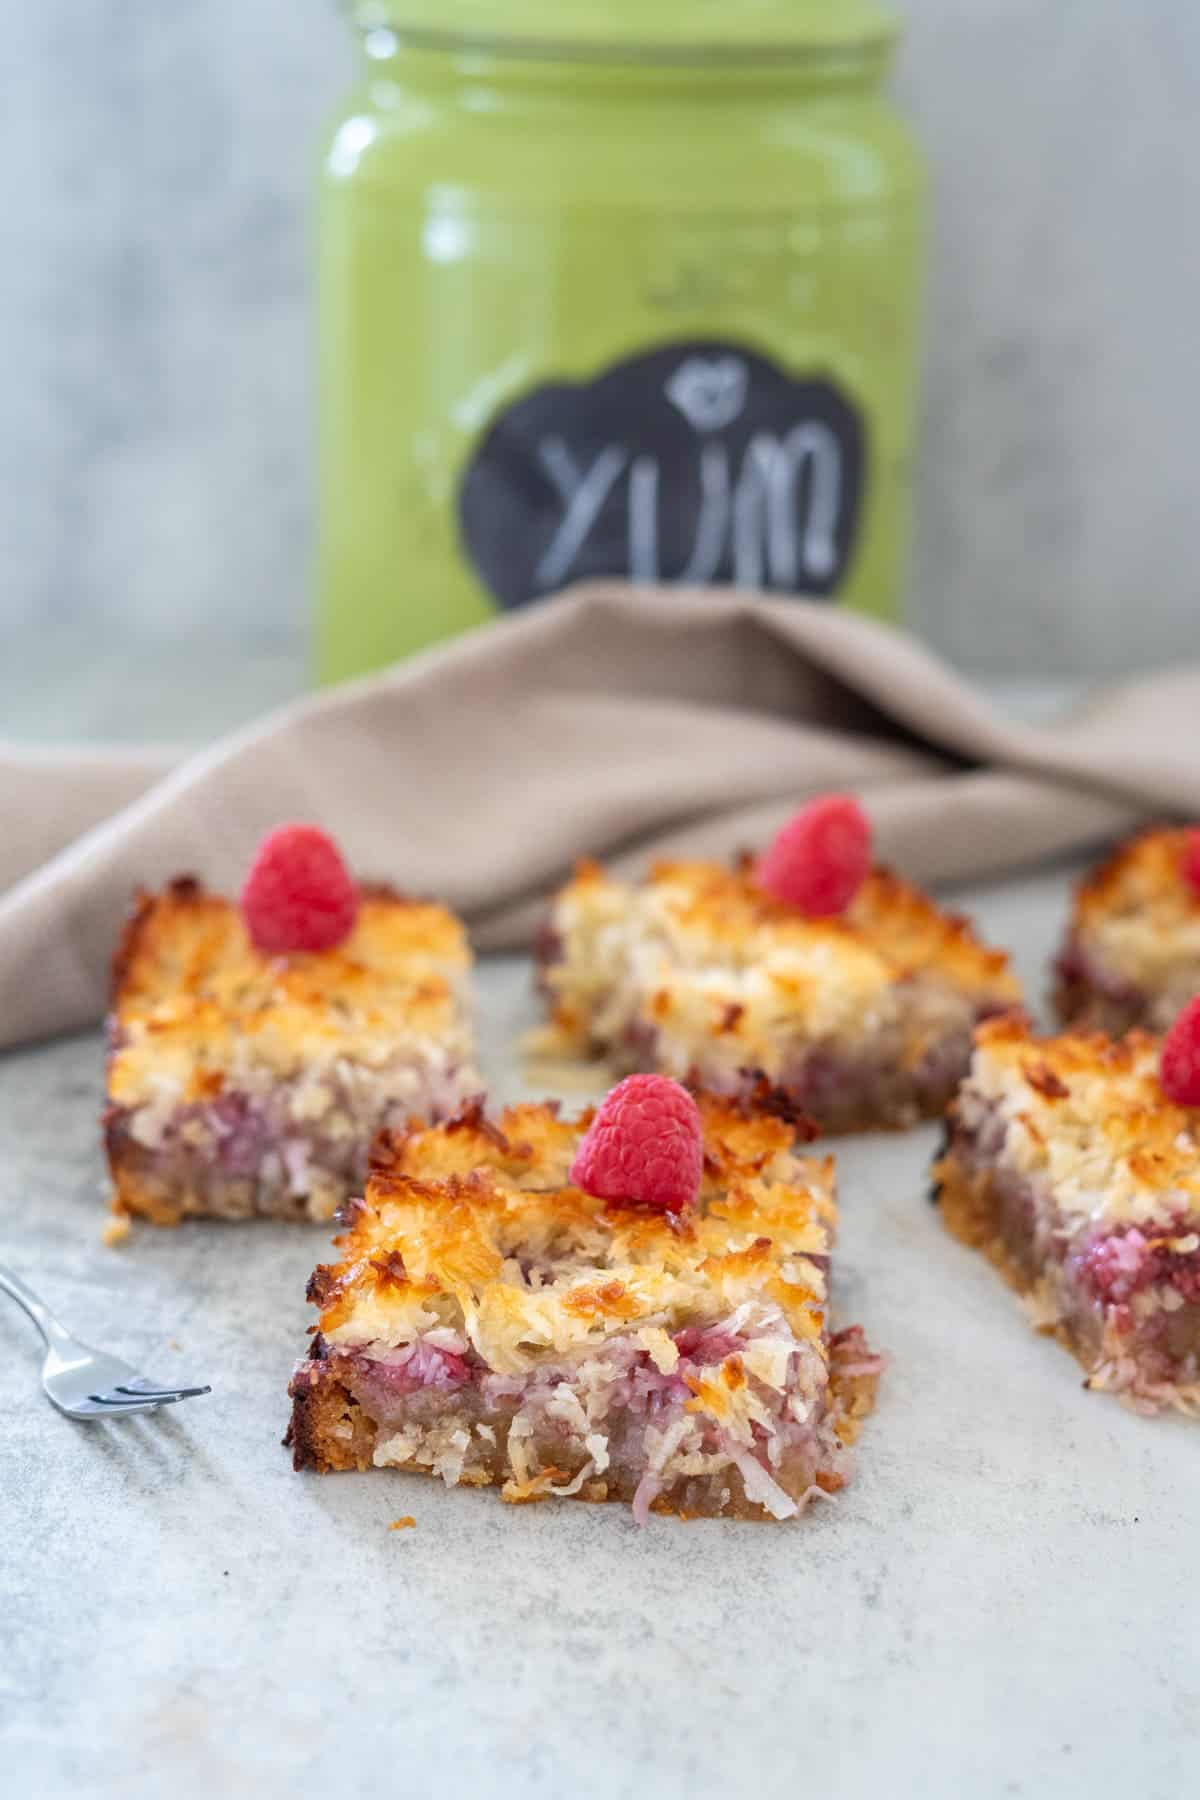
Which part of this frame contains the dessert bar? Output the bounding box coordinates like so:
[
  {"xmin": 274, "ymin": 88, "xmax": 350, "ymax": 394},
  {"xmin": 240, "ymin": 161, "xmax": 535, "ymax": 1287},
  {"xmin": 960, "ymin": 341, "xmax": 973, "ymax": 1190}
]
[
  {"xmin": 288, "ymin": 1093, "xmax": 882, "ymax": 1519},
  {"xmin": 105, "ymin": 876, "xmax": 479, "ymax": 1224},
  {"xmin": 536, "ymin": 855, "xmax": 1020, "ymax": 1133},
  {"xmin": 934, "ymin": 1014, "xmax": 1200, "ymax": 1414},
  {"xmin": 1054, "ymin": 826, "xmax": 1200, "ymax": 1034}
]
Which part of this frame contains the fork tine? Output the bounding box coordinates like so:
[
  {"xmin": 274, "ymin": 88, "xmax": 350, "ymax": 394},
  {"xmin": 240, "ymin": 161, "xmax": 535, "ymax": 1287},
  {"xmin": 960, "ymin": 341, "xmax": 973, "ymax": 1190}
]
[
  {"xmin": 87, "ymin": 1392, "xmax": 171, "ymax": 1408},
  {"xmin": 112, "ymin": 1382, "xmax": 212, "ymax": 1401},
  {"xmin": 2, "ymin": 1264, "xmax": 213, "ymax": 1421},
  {"xmin": 70, "ymin": 1396, "xmax": 164, "ymax": 1417}
]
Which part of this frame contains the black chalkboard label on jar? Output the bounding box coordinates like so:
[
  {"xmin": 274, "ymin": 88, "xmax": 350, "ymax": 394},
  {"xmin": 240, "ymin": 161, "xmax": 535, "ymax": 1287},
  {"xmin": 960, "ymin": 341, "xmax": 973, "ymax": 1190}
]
[{"xmin": 456, "ymin": 341, "xmax": 866, "ymax": 610}]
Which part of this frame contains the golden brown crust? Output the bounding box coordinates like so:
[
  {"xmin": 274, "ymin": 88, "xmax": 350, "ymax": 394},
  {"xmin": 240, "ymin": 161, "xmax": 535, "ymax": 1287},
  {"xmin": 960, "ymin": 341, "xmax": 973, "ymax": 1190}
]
[
  {"xmin": 611, "ymin": 858, "xmax": 1019, "ymax": 995},
  {"xmin": 955, "ymin": 1011, "xmax": 1200, "ymax": 1244},
  {"xmin": 287, "ymin": 1363, "xmax": 379, "ymax": 1473},
  {"xmin": 1071, "ymin": 826, "xmax": 1197, "ymax": 929},
  {"xmin": 968, "ymin": 1014, "xmax": 1199, "ymax": 1175},
  {"xmin": 109, "ymin": 877, "xmax": 467, "ymax": 1035},
  {"xmin": 109, "ymin": 876, "xmax": 201, "ymax": 1008},
  {"xmin": 309, "ymin": 1094, "xmax": 836, "ymax": 1361}
]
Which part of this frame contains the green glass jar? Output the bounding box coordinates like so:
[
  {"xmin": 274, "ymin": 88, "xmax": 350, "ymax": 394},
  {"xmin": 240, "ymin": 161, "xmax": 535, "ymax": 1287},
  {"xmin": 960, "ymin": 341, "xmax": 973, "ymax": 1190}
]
[{"xmin": 317, "ymin": 1, "xmax": 926, "ymax": 682}]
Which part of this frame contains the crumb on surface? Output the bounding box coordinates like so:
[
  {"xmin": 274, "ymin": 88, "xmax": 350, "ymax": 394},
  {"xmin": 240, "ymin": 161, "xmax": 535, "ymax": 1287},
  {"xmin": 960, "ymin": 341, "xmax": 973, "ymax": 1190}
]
[
  {"xmin": 388, "ymin": 1516, "xmax": 417, "ymax": 1532},
  {"xmin": 101, "ymin": 1214, "xmax": 132, "ymax": 1248}
]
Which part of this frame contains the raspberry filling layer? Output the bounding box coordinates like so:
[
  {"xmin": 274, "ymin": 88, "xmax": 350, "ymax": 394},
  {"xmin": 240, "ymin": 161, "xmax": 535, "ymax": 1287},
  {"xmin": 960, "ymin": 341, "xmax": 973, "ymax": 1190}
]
[
  {"xmin": 108, "ymin": 1054, "xmax": 474, "ymax": 1207},
  {"xmin": 313, "ymin": 1308, "xmax": 883, "ymax": 1523},
  {"xmin": 1073, "ymin": 1225, "xmax": 1200, "ymax": 1317}
]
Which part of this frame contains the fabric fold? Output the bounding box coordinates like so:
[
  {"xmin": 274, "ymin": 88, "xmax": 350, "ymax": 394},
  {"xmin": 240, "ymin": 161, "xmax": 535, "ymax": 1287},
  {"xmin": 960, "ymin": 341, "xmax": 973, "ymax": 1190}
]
[{"xmin": 2, "ymin": 582, "xmax": 1196, "ymax": 1051}]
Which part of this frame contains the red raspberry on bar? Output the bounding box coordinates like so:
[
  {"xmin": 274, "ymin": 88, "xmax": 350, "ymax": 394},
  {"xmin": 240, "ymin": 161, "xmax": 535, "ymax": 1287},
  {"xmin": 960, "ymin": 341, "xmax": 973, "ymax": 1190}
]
[
  {"xmin": 1182, "ymin": 829, "xmax": 1200, "ymax": 900},
  {"xmin": 1160, "ymin": 995, "xmax": 1200, "ymax": 1106},
  {"xmin": 570, "ymin": 1074, "xmax": 702, "ymax": 1214},
  {"xmin": 756, "ymin": 794, "xmax": 871, "ymax": 917},
  {"xmin": 241, "ymin": 823, "xmax": 360, "ymax": 954}
]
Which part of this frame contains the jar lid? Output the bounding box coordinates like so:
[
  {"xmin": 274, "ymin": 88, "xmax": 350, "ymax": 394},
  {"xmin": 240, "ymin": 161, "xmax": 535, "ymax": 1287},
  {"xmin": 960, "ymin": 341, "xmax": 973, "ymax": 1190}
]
[{"xmin": 354, "ymin": 1, "xmax": 899, "ymax": 58}]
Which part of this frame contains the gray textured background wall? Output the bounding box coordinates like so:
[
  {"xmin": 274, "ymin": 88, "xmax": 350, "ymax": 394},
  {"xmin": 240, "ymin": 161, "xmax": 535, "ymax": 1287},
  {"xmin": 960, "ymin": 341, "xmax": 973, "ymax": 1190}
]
[{"xmin": 2, "ymin": 1, "xmax": 1197, "ymax": 687}]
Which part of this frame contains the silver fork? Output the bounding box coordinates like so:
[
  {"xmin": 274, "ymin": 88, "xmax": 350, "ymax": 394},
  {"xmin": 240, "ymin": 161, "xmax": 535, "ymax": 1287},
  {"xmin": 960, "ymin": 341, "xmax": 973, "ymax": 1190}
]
[{"xmin": 0, "ymin": 1263, "xmax": 211, "ymax": 1419}]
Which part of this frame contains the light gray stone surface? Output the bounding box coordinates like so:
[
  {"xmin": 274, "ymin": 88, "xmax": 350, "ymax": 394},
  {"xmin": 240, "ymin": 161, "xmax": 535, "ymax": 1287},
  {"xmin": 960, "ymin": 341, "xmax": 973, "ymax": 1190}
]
[
  {"xmin": 2, "ymin": 1, "xmax": 1198, "ymax": 678},
  {"xmin": 1, "ymin": 864, "xmax": 1194, "ymax": 1800}
]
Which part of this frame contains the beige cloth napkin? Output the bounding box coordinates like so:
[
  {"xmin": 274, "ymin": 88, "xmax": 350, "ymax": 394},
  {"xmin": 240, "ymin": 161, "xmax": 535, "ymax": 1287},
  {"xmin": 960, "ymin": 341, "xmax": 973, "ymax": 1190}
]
[{"xmin": 3, "ymin": 581, "xmax": 1197, "ymax": 1053}]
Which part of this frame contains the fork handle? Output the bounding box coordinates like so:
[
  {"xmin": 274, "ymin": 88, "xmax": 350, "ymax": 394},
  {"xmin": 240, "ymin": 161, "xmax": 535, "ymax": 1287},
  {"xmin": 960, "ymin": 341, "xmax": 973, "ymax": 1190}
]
[{"xmin": 0, "ymin": 1264, "xmax": 74, "ymax": 1350}]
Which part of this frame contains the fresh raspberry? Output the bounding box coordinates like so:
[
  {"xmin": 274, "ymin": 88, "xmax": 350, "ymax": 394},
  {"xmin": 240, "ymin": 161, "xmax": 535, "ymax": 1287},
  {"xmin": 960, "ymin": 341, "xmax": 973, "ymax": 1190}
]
[
  {"xmin": 240, "ymin": 824, "xmax": 359, "ymax": 954},
  {"xmin": 1182, "ymin": 829, "xmax": 1200, "ymax": 898},
  {"xmin": 1160, "ymin": 996, "xmax": 1200, "ymax": 1106},
  {"xmin": 569, "ymin": 1075, "xmax": 703, "ymax": 1215},
  {"xmin": 756, "ymin": 794, "xmax": 872, "ymax": 917}
]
